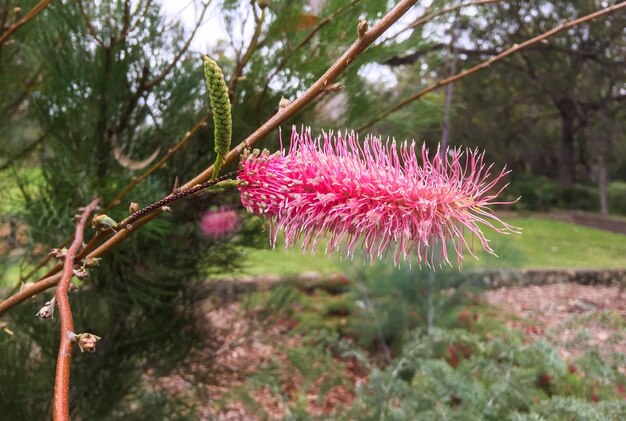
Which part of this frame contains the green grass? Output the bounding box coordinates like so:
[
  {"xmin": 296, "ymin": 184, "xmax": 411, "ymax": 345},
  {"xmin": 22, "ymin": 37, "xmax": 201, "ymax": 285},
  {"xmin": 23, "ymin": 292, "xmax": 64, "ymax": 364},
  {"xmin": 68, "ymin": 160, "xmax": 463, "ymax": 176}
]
[
  {"xmin": 234, "ymin": 217, "xmax": 626, "ymax": 276},
  {"xmin": 236, "ymin": 245, "xmax": 342, "ymax": 276},
  {"xmin": 4, "ymin": 216, "xmax": 626, "ymax": 286},
  {"xmin": 469, "ymin": 217, "xmax": 626, "ymax": 269}
]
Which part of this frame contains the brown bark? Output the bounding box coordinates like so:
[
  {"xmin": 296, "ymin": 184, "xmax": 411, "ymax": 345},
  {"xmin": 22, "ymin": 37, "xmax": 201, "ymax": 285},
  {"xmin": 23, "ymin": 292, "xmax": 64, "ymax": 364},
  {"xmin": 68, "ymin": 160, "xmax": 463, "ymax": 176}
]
[
  {"xmin": 598, "ymin": 145, "xmax": 608, "ymax": 215},
  {"xmin": 559, "ymin": 113, "xmax": 575, "ymax": 189}
]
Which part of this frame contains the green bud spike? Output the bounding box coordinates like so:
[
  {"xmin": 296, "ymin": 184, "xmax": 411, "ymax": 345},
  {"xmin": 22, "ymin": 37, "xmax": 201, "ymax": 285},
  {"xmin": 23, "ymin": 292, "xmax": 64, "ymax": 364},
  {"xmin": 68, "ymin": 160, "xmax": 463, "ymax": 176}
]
[{"xmin": 203, "ymin": 56, "xmax": 232, "ymax": 179}]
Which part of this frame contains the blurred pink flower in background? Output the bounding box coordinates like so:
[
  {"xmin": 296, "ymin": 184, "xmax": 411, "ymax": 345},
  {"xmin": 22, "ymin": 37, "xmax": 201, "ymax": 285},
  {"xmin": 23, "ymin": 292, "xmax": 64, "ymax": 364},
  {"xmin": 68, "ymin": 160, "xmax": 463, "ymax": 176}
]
[
  {"xmin": 238, "ymin": 127, "xmax": 519, "ymax": 267},
  {"xmin": 200, "ymin": 208, "xmax": 240, "ymax": 239}
]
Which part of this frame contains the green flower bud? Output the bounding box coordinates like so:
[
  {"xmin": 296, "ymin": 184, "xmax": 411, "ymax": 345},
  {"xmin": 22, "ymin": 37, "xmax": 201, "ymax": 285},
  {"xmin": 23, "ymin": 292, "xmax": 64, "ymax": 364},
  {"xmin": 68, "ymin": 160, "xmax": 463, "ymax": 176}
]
[{"xmin": 203, "ymin": 56, "xmax": 232, "ymax": 179}]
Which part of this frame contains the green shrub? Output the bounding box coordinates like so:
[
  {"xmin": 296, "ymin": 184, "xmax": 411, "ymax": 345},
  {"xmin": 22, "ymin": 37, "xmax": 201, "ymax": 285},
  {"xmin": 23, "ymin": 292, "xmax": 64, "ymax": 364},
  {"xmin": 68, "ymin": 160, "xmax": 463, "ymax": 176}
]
[
  {"xmin": 557, "ymin": 184, "xmax": 600, "ymax": 212},
  {"xmin": 608, "ymin": 182, "xmax": 626, "ymax": 215},
  {"xmin": 505, "ymin": 176, "xmax": 559, "ymax": 211}
]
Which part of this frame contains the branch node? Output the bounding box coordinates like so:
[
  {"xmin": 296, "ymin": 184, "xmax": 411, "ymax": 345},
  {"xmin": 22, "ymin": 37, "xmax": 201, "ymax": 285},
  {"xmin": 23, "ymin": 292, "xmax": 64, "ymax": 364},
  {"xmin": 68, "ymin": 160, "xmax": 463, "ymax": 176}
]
[
  {"xmin": 73, "ymin": 267, "xmax": 89, "ymax": 280},
  {"xmin": 92, "ymin": 214, "xmax": 119, "ymax": 233},
  {"xmin": 0, "ymin": 322, "xmax": 14, "ymax": 336},
  {"xmin": 50, "ymin": 248, "xmax": 68, "ymax": 259},
  {"xmin": 36, "ymin": 297, "xmax": 56, "ymax": 320},
  {"xmin": 129, "ymin": 202, "xmax": 139, "ymax": 214},
  {"xmin": 358, "ymin": 20, "xmax": 369, "ymax": 39},
  {"xmin": 324, "ymin": 82, "xmax": 344, "ymax": 93},
  {"xmin": 75, "ymin": 333, "xmax": 101, "ymax": 353},
  {"xmin": 278, "ymin": 97, "xmax": 290, "ymax": 110}
]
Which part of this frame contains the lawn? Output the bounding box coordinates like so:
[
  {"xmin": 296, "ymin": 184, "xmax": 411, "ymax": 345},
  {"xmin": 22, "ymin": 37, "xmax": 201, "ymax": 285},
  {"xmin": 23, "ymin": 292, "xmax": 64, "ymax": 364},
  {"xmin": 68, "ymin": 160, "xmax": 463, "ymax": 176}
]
[
  {"xmin": 4, "ymin": 216, "xmax": 626, "ymax": 288},
  {"xmin": 234, "ymin": 216, "xmax": 626, "ymax": 276}
]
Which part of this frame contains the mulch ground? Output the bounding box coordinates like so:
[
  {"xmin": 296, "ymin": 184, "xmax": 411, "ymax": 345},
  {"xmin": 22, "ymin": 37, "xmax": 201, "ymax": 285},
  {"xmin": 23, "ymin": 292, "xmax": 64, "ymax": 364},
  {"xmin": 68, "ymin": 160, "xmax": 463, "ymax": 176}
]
[
  {"xmin": 151, "ymin": 301, "xmax": 366, "ymax": 420},
  {"xmin": 150, "ymin": 282, "xmax": 625, "ymax": 419},
  {"xmin": 484, "ymin": 283, "xmax": 625, "ymax": 363}
]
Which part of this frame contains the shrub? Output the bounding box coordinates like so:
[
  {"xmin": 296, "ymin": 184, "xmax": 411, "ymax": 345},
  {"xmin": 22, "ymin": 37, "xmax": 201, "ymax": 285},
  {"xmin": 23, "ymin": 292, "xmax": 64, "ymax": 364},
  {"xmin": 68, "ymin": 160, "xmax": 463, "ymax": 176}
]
[{"xmin": 608, "ymin": 182, "xmax": 626, "ymax": 215}]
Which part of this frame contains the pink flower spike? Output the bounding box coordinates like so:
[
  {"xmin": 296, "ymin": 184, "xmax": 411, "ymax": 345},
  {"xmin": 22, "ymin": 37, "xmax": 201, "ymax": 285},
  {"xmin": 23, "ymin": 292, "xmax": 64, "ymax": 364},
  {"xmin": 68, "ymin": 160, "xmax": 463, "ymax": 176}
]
[
  {"xmin": 200, "ymin": 208, "xmax": 240, "ymax": 239},
  {"xmin": 237, "ymin": 127, "xmax": 520, "ymax": 267}
]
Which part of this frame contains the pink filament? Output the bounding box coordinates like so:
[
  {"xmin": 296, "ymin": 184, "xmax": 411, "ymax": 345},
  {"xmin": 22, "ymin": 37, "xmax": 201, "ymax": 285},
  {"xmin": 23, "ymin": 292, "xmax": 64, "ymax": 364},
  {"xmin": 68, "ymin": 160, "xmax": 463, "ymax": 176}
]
[{"xmin": 238, "ymin": 128, "xmax": 519, "ymax": 267}]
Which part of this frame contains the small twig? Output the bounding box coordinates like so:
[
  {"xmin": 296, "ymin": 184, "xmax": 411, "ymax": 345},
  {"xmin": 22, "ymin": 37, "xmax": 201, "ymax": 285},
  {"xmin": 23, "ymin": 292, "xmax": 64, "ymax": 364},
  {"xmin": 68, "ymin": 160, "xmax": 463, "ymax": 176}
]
[
  {"xmin": 76, "ymin": 0, "xmax": 106, "ymax": 48},
  {"xmin": 53, "ymin": 198, "xmax": 100, "ymax": 421},
  {"xmin": 357, "ymin": 2, "xmax": 626, "ymax": 132},
  {"xmin": 114, "ymin": 0, "xmax": 152, "ymax": 44},
  {"xmin": 228, "ymin": 3, "xmax": 265, "ymax": 100},
  {"xmin": 255, "ymin": 0, "xmax": 363, "ymax": 124},
  {"xmin": 0, "ymin": 134, "xmax": 45, "ymax": 172},
  {"xmin": 379, "ymin": 0, "xmax": 502, "ymax": 44},
  {"xmin": 142, "ymin": 1, "xmax": 210, "ymax": 91},
  {"xmin": 0, "ymin": 0, "xmax": 51, "ymax": 46}
]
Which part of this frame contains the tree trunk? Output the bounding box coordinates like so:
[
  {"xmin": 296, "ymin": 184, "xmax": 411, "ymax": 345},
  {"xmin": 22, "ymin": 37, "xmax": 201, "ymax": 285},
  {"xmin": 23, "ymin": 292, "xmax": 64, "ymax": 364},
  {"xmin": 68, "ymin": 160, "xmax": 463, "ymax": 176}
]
[
  {"xmin": 559, "ymin": 113, "xmax": 575, "ymax": 189},
  {"xmin": 598, "ymin": 146, "xmax": 608, "ymax": 214}
]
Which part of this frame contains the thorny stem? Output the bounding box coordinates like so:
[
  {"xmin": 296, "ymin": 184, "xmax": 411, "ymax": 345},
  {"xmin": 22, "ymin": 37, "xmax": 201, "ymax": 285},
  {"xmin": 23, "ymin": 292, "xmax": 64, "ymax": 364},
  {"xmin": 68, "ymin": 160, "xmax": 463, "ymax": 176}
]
[
  {"xmin": 0, "ymin": 0, "xmax": 420, "ymax": 315},
  {"xmin": 0, "ymin": 0, "xmax": 51, "ymax": 46},
  {"xmin": 122, "ymin": 171, "xmax": 238, "ymax": 226},
  {"xmin": 53, "ymin": 199, "xmax": 100, "ymax": 421},
  {"xmin": 358, "ymin": 2, "xmax": 626, "ymax": 132}
]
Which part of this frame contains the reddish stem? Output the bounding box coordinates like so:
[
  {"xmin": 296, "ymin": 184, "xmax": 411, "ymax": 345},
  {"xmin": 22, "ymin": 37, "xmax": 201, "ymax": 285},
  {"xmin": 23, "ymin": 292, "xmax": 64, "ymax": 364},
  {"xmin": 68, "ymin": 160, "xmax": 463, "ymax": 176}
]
[{"xmin": 53, "ymin": 199, "xmax": 100, "ymax": 421}]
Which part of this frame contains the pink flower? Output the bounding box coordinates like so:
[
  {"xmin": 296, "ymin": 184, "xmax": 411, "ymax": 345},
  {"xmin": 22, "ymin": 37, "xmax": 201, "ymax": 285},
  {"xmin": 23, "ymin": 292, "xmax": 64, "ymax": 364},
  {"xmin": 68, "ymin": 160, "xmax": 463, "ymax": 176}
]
[
  {"xmin": 238, "ymin": 128, "xmax": 519, "ymax": 267},
  {"xmin": 200, "ymin": 208, "xmax": 240, "ymax": 239}
]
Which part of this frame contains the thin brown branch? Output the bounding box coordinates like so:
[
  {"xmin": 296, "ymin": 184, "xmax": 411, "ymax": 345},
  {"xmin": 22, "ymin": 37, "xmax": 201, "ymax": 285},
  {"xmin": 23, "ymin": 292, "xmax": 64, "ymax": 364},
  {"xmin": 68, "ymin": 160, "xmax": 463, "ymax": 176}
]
[
  {"xmin": 142, "ymin": 1, "xmax": 210, "ymax": 91},
  {"xmin": 76, "ymin": 0, "xmax": 106, "ymax": 48},
  {"xmin": 114, "ymin": 0, "xmax": 152, "ymax": 44},
  {"xmin": 0, "ymin": 0, "xmax": 51, "ymax": 46},
  {"xmin": 53, "ymin": 198, "xmax": 100, "ymax": 421},
  {"xmin": 380, "ymin": 0, "xmax": 501, "ymax": 44},
  {"xmin": 357, "ymin": 2, "xmax": 626, "ymax": 132},
  {"xmin": 255, "ymin": 0, "xmax": 363, "ymax": 124},
  {"xmin": 0, "ymin": 0, "xmax": 419, "ymax": 315},
  {"xmin": 228, "ymin": 4, "xmax": 266, "ymax": 99},
  {"xmin": 0, "ymin": 273, "xmax": 61, "ymax": 318}
]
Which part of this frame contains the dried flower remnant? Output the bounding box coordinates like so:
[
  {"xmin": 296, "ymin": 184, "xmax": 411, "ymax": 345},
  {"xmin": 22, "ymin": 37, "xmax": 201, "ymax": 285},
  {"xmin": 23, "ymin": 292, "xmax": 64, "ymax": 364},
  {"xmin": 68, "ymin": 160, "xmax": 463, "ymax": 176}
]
[
  {"xmin": 200, "ymin": 208, "xmax": 240, "ymax": 239},
  {"xmin": 71, "ymin": 332, "xmax": 101, "ymax": 353},
  {"xmin": 36, "ymin": 297, "xmax": 56, "ymax": 320},
  {"xmin": 238, "ymin": 128, "xmax": 519, "ymax": 267}
]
